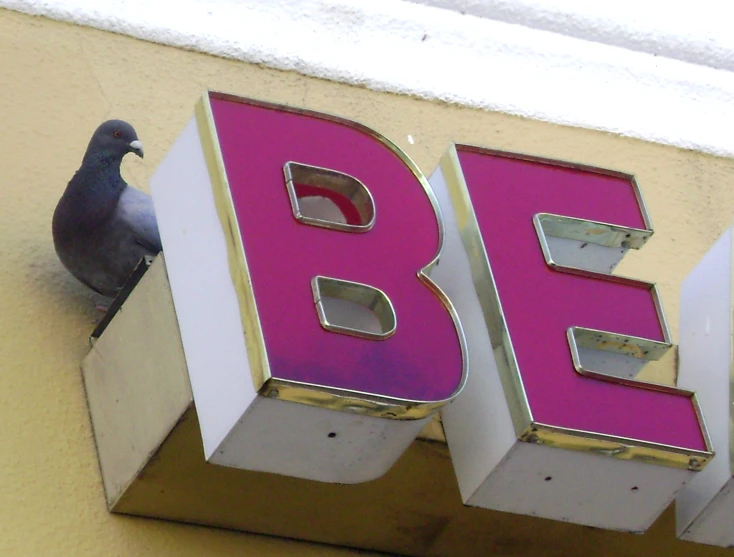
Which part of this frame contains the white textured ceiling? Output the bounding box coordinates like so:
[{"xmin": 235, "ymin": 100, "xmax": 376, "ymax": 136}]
[
  {"xmin": 3, "ymin": 0, "xmax": 733, "ymax": 157},
  {"xmin": 406, "ymin": 0, "xmax": 734, "ymax": 71}
]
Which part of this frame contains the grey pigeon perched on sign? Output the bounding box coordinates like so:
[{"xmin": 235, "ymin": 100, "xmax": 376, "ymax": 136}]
[{"xmin": 52, "ymin": 120, "xmax": 162, "ymax": 298}]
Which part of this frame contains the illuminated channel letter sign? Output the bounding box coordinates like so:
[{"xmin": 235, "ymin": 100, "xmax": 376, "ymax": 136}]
[
  {"xmin": 677, "ymin": 227, "xmax": 734, "ymax": 548},
  {"xmin": 150, "ymin": 92, "xmax": 466, "ymax": 484},
  {"xmin": 430, "ymin": 145, "xmax": 712, "ymax": 532},
  {"xmin": 150, "ymin": 91, "xmax": 714, "ymax": 534}
]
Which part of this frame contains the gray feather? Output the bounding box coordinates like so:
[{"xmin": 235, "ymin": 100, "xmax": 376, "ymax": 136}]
[{"xmin": 52, "ymin": 120, "xmax": 161, "ymax": 298}]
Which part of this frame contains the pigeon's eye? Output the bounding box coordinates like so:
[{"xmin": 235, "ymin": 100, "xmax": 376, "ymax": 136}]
[{"xmin": 113, "ymin": 130, "xmax": 122, "ymax": 138}]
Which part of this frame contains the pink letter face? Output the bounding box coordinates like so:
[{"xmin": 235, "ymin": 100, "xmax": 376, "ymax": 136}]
[
  {"xmin": 202, "ymin": 93, "xmax": 465, "ymax": 418},
  {"xmin": 446, "ymin": 145, "xmax": 710, "ymax": 465}
]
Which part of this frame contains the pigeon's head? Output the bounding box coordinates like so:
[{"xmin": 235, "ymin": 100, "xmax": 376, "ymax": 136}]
[{"xmin": 84, "ymin": 120, "xmax": 144, "ymax": 164}]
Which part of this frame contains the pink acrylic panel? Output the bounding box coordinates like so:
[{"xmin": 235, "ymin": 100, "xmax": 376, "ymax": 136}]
[
  {"xmin": 209, "ymin": 96, "xmax": 464, "ymax": 402},
  {"xmin": 456, "ymin": 147, "xmax": 706, "ymax": 450}
]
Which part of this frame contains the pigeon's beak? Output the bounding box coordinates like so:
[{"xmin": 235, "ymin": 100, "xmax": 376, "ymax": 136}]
[{"xmin": 129, "ymin": 140, "xmax": 144, "ymax": 159}]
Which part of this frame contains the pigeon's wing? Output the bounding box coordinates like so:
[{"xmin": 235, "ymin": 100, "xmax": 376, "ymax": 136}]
[
  {"xmin": 63, "ymin": 186, "xmax": 161, "ymax": 297},
  {"xmin": 115, "ymin": 186, "xmax": 162, "ymax": 254}
]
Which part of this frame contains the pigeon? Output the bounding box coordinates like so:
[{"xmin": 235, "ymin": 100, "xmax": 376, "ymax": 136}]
[{"xmin": 52, "ymin": 120, "xmax": 162, "ymax": 298}]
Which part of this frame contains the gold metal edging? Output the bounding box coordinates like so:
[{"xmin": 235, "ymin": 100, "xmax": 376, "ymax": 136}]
[
  {"xmin": 534, "ymin": 213, "xmax": 651, "ymax": 249},
  {"xmin": 570, "ymin": 326, "xmax": 670, "ymax": 360},
  {"xmin": 438, "ymin": 144, "xmax": 533, "ymax": 435},
  {"xmin": 532, "ymin": 194, "xmax": 713, "ymax": 468},
  {"xmin": 261, "ymin": 378, "xmax": 447, "ymax": 420},
  {"xmin": 452, "ymin": 145, "xmax": 658, "ymax": 239},
  {"xmin": 440, "ymin": 142, "xmax": 712, "ymax": 468},
  {"xmin": 630, "ymin": 175, "xmax": 655, "ymax": 232},
  {"xmin": 311, "ymin": 275, "xmax": 396, "ymax": 340},
  {"xmin": 195, "ymin": 94, "xmax": 272, "ymax": 390},
  {"xmin": 535, "ymin": 213, "xmax": 655, "ymax": 285},
  {"xmin": 692, "ymin": 390, "xmax": 715, "ymax": 458},
  {"xmin": 523, "ymin": 421, "xmax": 712, "ymax": 471},
  {"xmin": 533, "ymin": 213, "xmax": 673, "ymax": 345},
  {"xmin": 534, "ymin": 211, "xmax": 682, "ymax": 390},
  {"xmin": 205, "ymin": 91, "xmax": 468, "ymax": 420},
  {"xmin": 454, "ymin": 145, "xmax": 636, "ymax": 187},
  {"xmin": 568, "ymin": 327, "xmax": 680, "ymax": 390},
  {"xmin": 283, "ymin": 161, "xmax": 376, "ymax": 233}
]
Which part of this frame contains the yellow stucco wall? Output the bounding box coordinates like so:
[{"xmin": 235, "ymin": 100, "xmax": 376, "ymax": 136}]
[{"xmin": 2, "ymin": 7, "xmax": 734, "ymax": 556}]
